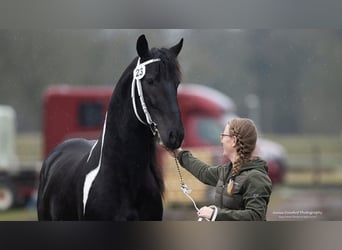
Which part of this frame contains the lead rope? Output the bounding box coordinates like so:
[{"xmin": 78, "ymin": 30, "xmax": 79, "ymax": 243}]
[{"xmin": 172, "ymin": 151, "xmax": 208, "ymax": 221}]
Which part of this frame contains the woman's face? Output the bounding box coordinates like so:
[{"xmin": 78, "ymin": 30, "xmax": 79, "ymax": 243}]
[{"xmin": 220, "ymin": 124, "xmax": 237, "ymax": 159}]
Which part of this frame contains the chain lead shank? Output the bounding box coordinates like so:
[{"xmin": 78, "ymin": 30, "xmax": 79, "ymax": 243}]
[{"xmin": 172, "ymin": 151, "xmax": 200, "ymax": 212}]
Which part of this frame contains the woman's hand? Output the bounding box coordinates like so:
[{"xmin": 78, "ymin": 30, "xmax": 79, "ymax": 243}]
[{"xmin": 197, "ymin": 206, "xmax": 214, "ymax": 220}]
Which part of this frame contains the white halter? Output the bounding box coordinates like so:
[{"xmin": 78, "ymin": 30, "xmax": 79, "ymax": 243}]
[{"xmin": 131, "ymin": 57, "xmax": 161, "ymax": 135}]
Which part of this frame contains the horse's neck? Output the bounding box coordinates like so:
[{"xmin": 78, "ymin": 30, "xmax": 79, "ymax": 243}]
[{"xmin": 100, "ymin": 71, "xmax": 155, "ymax": 170}]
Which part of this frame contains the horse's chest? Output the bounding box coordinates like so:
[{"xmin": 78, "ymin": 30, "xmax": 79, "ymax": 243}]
[{"xmin": 83, "ymin": 168, "xmax": 162, "ymax": 220}]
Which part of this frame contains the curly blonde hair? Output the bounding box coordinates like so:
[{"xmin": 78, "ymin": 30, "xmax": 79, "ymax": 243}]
[{"xmin": 227, "ymin": 118, "xmax": 258, "ymax": 196}]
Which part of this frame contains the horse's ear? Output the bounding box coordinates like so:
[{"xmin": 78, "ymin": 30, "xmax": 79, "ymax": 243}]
[
  {"xmin": 136, "ymin": 34, "xmax": 150, "ymax": 58},
  {"xmin": 170, "ymin": 38, "xmax": 183, "ymax": 57}
]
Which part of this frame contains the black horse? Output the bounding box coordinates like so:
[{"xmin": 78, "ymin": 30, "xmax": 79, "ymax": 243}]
[{"xmin": 37, "ymin": 35, "xmax": 184, "ymax": 220}]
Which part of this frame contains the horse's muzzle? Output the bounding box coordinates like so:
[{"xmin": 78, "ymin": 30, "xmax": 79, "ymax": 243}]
[{"xmin": 162, "ymin": 129, "xmax": 184, "ymax": 150}]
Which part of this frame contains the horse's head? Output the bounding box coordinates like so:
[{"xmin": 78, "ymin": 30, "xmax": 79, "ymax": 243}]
[{"xmin": 134, "ymin": 34, "xmax": 184, "ymax": 150}]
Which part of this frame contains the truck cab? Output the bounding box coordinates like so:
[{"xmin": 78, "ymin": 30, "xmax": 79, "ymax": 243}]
[
  {"xmin": 0, "ymin": 105, "xmax": 37, "ymax": 210},
  {"xmin": 0, "ymin": 106, "xmax": 19, "ymax": 172},
  {"xmin": 178, "ymin": 84, "xmax": 236, "ymax": 148}
]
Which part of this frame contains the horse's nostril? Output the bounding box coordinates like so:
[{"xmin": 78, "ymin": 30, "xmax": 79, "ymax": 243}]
[
  {"xmin": 169, "ymin": 131, "xmax": 176, "ymax": 144},
  {"xmin": 167, "ymin": 130, "xmax": 183, "ymax": 149}
]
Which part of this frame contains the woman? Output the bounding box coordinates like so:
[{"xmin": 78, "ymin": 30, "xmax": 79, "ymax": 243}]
[{"xmin": 174, "ymin": 118, "xmax": 272, "ymax": 221}]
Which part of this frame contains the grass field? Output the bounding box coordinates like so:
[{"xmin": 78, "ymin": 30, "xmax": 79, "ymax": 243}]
[
  {"xmin": 0, "ymin": 208, "xmax": 37, "ymax": 221},
  {"xmin": 264, "ymin": 134, "xmax": 342, "ymax": 171},
  {"xmin": 263, "ymin": 134, "xmax": 342, "ymax": 185},
  {"xmin": 264, "ymin": 134, "xmax": 342, "ymax": 154}
]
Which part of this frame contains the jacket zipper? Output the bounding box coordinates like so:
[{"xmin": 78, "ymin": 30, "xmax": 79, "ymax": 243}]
[{"xmin": 221, "ymin": 165, "xmax": 232, "ymax": 206}]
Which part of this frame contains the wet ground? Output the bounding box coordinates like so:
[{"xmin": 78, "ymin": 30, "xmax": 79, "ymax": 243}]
[{"xmin": 163, "ymin": 184, "xmax": 342, "ymax": 221}]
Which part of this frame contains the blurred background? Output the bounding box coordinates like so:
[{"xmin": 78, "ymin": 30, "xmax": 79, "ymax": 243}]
[{"xmin": 0, "ymin": 29, "xmax": 341, "ymax": 220}]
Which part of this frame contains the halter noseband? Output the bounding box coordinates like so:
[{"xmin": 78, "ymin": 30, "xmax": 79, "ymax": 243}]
[{"xmin": 131, "ymin": 57, "xmax": 161, "ymax": 136}]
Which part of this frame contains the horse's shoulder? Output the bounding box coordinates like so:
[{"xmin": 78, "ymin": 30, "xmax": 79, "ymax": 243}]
[
  {"xmin": 58, "ymin": 138, "xmax": 96, "ymax": 151},
  {"xmin": 54, "ymin": 138, "xmax": 92, "ymax": 156},
  {"xmin": 45, "ymin": 138, "xmax": 96, "ymax": 172}
]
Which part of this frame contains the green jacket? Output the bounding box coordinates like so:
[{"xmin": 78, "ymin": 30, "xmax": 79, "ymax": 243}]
[{"xmin": 177, "ymin": 150, "xmax": 272, "ymax": 221}]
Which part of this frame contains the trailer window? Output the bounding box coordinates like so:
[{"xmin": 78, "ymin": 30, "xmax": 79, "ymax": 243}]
[
  {"xmin": 197, "ymin": 118, "xmax": 222, "ymax": 145},
  {"xmin": 79, "ymin": 102, "xmax": 104, "ymax": 128}
]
